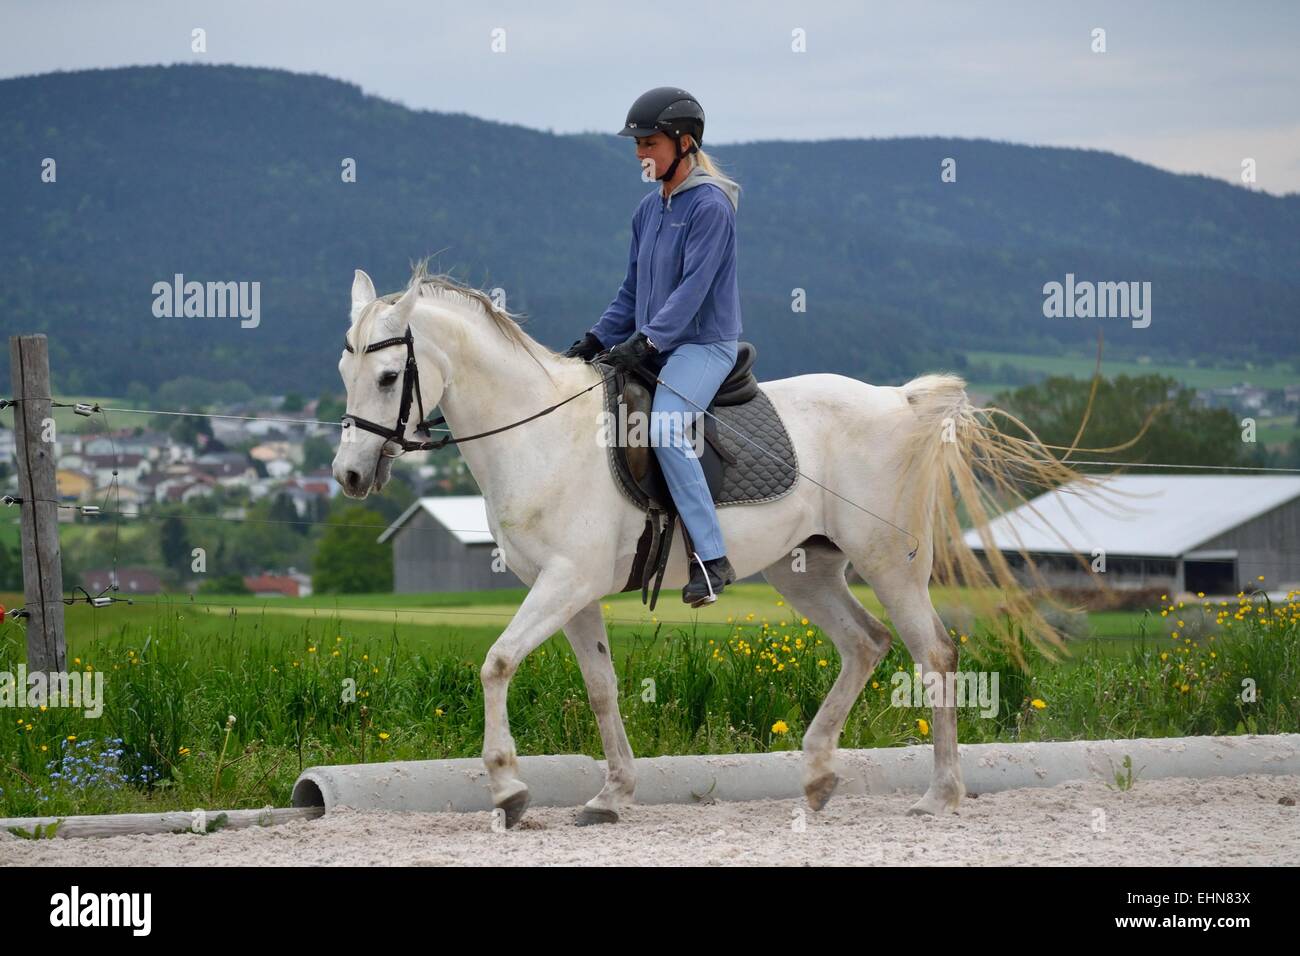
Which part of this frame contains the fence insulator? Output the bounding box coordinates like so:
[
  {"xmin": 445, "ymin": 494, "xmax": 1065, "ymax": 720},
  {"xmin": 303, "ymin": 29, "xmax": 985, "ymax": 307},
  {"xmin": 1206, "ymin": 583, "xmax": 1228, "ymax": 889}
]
[
  {"xmin": 1, "ymin": 495, "xmax": 20, "ymax": 507},
  {"xmin": 91, "ymin": 596, "xmax": 114, "ymax": 608},
  {"xmin": 79, "ymin": 505, "xmax": 100, "ymax": 516},
  {"xmin": 73, "ymin": 403, "xmax": 98, "ymax": 417}
]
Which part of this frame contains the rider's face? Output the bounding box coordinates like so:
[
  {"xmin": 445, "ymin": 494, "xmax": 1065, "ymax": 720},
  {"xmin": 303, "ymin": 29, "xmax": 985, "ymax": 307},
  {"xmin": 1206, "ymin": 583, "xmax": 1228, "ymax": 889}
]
[{"xmin": 635, "ymin": 131, "xmax": 684, "ymax": 181}]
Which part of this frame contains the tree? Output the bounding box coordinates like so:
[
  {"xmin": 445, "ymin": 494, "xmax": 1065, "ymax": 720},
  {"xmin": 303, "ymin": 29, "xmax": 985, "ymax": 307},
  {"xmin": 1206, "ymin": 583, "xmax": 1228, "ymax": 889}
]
[
  {"xmin": 995, "ymin": 375, "xmax": 1250, "ymax": 473},
  {"xmin": 312, "ymin": 506, "xmax": 393, "ymax": 594},
  {"xmin": 125, "ymin": 381, "xmax": 152, "ymax": 407},
  {"xmin": 301, "ymin": 434, "xmax": 335, "ymax": 472},
  {"xmin": 198, "ymin": 572, "xmax": 251, "ymax": 595},
  {"xmin": 366, "ymin": 474, "xmax": 417, "ymax": 524},
  {"xmin": 316, "ymin": 394, "xmax": 345, "ymax": 424},
  {"xmin": 158, "ymin": 515, "xmax": 191, "ymax": 577},
  {"xmin": 268, "ymin": 492, "xmax": 305, "ymax": 535},
  {"xmin": 171, "ymin": 412, "xmax": 213, "ymax": 449}
]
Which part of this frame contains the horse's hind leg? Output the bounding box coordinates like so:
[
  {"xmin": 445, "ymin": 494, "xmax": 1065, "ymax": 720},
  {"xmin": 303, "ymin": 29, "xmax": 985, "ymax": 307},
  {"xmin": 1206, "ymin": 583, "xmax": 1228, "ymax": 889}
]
[
  {"xmin": 562, "ymin": 601, "xmax": 636, "ymax": 826},
  {"xmin": 762, "ymin": 539, "xmax": 893, "ymax": 811},
  {"xmin": 867, "ymin": 563, "xmax": 965, "ymax": 815}
]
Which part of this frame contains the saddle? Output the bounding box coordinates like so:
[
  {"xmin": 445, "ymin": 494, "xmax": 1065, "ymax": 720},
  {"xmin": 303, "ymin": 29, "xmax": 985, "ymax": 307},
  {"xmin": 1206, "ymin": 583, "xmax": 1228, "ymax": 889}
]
[{"xmin": 596, "ymin": 342, "xmax": 799, "ymax": 609}]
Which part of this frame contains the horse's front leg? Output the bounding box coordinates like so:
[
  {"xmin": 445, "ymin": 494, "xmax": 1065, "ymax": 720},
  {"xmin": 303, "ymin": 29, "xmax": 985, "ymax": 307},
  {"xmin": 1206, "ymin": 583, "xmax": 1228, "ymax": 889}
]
[
  {"xmin": 480, "ymin": 566, "xmax": 599, "ymax": 828},
  {"xmin": 564, "ymin": 600, "xmax": 636, "ymax": 825}
]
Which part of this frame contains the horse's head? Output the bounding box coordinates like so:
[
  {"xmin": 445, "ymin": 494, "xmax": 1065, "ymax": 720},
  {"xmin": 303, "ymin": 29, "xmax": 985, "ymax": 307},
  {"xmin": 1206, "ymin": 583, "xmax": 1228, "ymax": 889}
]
[{"xmin": 332, "ymin": 269, "xmax": 447, "ymax": 498}]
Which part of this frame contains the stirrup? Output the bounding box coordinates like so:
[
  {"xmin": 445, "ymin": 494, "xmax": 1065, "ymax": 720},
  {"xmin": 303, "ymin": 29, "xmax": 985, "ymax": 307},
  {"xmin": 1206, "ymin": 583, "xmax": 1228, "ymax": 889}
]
[
  {"xmin": 692, "ymin": 552, "xmax": 717, "ymax": 604},
  {"xmin": 684, "ymin": 552, "xmax": 727, "ymax": 607}
]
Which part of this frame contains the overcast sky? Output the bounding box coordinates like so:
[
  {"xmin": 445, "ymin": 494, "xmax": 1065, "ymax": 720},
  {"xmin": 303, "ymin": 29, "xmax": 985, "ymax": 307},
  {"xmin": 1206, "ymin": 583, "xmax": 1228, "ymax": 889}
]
[{"xmin": 5, "ymin": 0, "xmax": 1298, "ymax": 194}]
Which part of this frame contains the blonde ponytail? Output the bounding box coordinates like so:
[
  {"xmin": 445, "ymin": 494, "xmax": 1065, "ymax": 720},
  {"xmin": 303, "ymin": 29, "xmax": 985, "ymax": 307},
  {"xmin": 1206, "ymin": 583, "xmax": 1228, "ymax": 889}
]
[{"xmin": 689, "ymin": 139, "xmax": 741, "ymax": 196}]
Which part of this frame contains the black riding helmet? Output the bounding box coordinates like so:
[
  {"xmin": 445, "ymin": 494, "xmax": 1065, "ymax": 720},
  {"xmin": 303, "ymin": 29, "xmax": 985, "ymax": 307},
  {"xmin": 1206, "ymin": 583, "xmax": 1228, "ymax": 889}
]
[{"xmin": 618, "ymin": 87, "xmax": 705, "ymax": 182}]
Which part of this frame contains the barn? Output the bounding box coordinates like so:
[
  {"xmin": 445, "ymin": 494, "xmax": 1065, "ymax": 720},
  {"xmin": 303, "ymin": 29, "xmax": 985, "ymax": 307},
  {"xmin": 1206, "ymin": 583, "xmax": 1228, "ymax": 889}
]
[
  {"xmin": 962, "ymin": 475, "xmax": 1300, "ymax": 596},
  {"xmin": 379, "ymin": 494, "xmax": 776, "ymax": 595},
  {"xmin": 378, "ymin": 496, "xmax": 523, "ymax": 593}
]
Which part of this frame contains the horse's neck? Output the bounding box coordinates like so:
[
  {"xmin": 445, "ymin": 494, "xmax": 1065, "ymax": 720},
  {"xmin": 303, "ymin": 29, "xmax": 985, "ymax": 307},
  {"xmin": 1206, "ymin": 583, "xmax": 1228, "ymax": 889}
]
[{"xmin": 420, "ymin": 301, "xmax": 594, "ymax": 497}]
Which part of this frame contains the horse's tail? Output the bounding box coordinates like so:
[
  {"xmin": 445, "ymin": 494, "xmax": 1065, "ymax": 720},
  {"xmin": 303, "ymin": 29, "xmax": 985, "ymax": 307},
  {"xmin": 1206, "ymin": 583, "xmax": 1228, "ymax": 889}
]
[{"xmin": 898, "ymin": 373, "xmax": 1101, "ymax": 658}]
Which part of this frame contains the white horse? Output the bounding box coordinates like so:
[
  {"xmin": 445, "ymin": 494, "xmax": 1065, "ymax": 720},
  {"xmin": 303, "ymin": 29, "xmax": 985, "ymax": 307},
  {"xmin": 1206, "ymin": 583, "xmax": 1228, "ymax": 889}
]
[{"xmin": 332, "ymin": 265, "xmax": 1073, "ymax": 827}]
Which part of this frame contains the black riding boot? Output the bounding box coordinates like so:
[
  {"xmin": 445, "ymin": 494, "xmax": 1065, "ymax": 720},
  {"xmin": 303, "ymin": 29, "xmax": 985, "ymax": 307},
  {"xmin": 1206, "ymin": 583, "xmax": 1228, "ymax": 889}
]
[{"xmin": 682, "ymin": 553, "xmax": 737, "ymax": 607}]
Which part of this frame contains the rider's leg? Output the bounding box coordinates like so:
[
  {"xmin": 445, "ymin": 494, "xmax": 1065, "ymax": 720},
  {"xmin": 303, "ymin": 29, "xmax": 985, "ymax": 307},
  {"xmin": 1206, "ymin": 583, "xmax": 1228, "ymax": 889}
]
[{"xmin": 650, "ymin": 340, "xmax": 739, "ymax": 561}]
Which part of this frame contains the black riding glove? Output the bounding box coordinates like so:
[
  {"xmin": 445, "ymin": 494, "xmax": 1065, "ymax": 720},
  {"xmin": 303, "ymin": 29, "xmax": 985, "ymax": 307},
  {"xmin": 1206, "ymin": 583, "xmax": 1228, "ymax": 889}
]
[
  {"xmin": 563, "ymin": 332, "xmax": 604, "ymax": 361},
  {"xmin": 603, "ymin": 331, "xmax": 656, "ymax": 372}
]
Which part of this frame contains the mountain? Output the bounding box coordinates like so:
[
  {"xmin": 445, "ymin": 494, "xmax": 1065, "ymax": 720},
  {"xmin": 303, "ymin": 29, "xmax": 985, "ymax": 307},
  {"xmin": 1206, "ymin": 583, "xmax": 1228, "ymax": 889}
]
[{"xmin": 1, "ymin": 64, "xmax": 1296, "ymax": 399}]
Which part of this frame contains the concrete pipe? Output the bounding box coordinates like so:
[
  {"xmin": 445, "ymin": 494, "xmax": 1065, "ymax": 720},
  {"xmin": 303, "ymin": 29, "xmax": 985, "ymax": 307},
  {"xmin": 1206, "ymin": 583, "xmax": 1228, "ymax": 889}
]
[{"xmin": 291, "ymin": 733, "xmax": 1300, "ymax": 814}]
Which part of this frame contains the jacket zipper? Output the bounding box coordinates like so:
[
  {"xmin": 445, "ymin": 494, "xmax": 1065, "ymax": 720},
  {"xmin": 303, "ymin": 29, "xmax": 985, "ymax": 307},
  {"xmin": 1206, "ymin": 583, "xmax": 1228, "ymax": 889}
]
[{"xmin": 644, "ymin": 194, "xmax": 667, "ymax": 335}]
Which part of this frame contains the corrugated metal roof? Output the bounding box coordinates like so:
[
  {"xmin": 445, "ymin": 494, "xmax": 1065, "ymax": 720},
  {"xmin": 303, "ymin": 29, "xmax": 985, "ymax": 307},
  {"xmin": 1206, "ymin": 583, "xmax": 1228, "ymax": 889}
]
[
  {"xmin": 378, "ymin": 495, "xmax": 495, "ymax": 545},
  {"xmin": 962, "ymin": 475, "xmax": 1300, "ymax": 558}
]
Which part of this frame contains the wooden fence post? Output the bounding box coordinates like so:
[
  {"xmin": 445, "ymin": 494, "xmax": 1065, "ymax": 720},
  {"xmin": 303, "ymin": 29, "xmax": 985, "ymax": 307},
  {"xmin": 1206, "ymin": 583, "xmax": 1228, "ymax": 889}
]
[{"xmin": 8, "ymin": 334, "xmax": 67, "ymax": 672}]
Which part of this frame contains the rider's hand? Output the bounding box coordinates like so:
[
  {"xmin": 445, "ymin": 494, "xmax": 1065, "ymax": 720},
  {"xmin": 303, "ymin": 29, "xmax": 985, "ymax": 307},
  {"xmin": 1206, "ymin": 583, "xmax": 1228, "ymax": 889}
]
[
  {"xmin": 603, "ymin": 331, "xmax": 656, "ymax": 372},
  {"xmin": 563, "ymin": 332, "xmax": 604, "ymax": 361}
]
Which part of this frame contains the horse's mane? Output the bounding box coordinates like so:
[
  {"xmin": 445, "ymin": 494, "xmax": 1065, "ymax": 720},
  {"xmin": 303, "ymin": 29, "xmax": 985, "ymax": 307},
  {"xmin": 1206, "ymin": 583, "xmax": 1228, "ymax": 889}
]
[{"xmin": 358, "ymin": 259, "xmax": 556, "ymax": 380}]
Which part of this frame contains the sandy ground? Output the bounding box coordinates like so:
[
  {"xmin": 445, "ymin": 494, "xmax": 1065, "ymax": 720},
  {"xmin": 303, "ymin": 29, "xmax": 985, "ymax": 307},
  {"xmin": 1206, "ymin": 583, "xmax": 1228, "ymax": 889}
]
[{"xmin": 3, "ymin": 773, "xmax": 1298, "ymax": 866}]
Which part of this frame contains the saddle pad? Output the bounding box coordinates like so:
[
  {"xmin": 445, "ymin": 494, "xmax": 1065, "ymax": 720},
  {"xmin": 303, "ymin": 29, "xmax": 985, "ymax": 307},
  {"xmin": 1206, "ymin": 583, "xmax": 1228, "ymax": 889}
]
[
  {"xmin": 710, "ymin": 388, "xmax": 799, "ymax": 505},
  {"xmin": 601, "ymin": 368, "xmax": 799, "ymax": 509}
]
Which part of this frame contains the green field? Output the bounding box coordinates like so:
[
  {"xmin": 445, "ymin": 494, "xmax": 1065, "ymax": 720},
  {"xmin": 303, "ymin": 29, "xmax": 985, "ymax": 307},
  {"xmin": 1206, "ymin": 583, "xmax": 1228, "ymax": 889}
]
[
  {"xmin": 1258, "ymin": 415, "xmax": 1300, "ymax": 447},
  {"xmin": 966, "ymin": 350, "xmax": 1298, "ymax": 394},
  {"xmin": 3, "ymin": 583, "xmax": 1159, "ymax": 658}
]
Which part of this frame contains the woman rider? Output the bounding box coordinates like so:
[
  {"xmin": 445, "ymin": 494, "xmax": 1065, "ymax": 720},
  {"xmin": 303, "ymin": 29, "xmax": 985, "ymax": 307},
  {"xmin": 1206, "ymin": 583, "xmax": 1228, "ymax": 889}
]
[{"xmin": 564, "ymin": 87, "xmax": 743, "ymax": 607}]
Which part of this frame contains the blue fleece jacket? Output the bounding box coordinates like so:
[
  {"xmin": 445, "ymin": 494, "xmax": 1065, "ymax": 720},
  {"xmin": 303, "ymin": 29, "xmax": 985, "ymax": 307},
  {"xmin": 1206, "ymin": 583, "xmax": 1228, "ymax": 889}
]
[{"xmin": 590, "ymin": 165, "xmax": 742, "ymax": 356}]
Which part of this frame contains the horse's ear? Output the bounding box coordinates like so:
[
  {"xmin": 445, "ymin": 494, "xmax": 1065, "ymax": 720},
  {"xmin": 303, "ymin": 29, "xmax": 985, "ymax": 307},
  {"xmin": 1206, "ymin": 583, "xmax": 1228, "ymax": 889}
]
[
  {"xmin": 351, "ymin": 269, "xmax": 377, "ymax": 314},
  {"xmin": 391, "ymin": 275, "xmax": 422, "ymax": 318}
]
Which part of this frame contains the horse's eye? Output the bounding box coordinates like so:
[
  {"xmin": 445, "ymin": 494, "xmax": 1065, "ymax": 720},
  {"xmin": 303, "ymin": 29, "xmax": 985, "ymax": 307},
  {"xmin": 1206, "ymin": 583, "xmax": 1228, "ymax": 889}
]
[{"xmin": 379, "ymin": 370, "xmax": 400, "ymax": 387}]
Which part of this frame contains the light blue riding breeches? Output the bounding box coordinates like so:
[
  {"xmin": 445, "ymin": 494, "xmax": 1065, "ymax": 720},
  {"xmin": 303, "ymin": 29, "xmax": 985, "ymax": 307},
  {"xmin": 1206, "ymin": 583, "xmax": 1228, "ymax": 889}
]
[{"xmin": 650, "ymin": 339, "xmax": 739, "ymax": 562}]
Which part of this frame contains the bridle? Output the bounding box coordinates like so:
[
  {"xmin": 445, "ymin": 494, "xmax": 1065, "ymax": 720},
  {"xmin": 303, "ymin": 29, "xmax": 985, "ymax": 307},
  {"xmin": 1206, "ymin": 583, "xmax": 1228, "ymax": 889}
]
[
  {"xmin": 342, "ymin": 327, "xmax": 440, "ymax": 456},
  {"xmin": 342, "ymin": 326, "xmax": 616, "ymax": 457}
]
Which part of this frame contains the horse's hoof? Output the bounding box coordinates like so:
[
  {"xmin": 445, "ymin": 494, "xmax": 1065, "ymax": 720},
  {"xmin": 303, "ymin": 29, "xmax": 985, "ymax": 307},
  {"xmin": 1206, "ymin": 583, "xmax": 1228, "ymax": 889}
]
[
  {"xmin": 906, "ymin": 789, "xmax": 961, "ymax": 816},
  {"xmin": 496, "ymin": 787, "xmax": 531, "ymax": 829},
  {"xmin": 575, "ymin": 806, "xmax": 619, "ymax": 827},
  {"xmin": 804, "ymin": 771, "xmax": 840, "ymax": 812}
]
